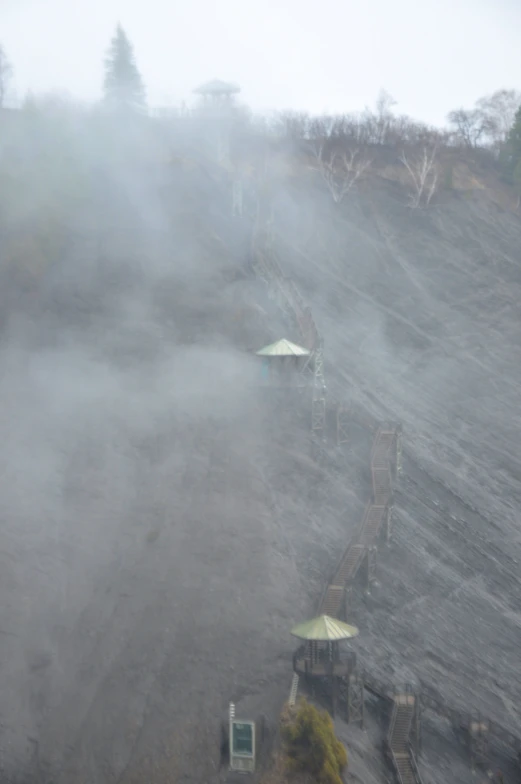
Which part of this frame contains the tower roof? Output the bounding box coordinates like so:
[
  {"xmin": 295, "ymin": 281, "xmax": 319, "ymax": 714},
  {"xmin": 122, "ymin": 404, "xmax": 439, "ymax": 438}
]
[
  {"xmin": 290, "ymin": 615, "xmax": 359, "ymax": 642},
  {"xmin": 193, "ymin": 79, "xmax": 241, "ymax": 96},
  {"xmin": 255, "ymin": 339, "xmax": 310, "ymax": 357}
]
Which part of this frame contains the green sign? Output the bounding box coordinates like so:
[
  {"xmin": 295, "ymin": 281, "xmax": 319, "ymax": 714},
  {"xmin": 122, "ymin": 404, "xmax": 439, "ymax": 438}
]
[{"xmin": 232, "ymin": 721, "xmax": 254, "ymax": 757}]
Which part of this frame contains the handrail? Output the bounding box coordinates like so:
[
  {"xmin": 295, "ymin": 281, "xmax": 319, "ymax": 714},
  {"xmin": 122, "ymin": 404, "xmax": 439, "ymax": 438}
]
[
  {"xmin": 387, "ymin": 701, "xmax": 399, "ymax": 745},
  {"xmin": 389, "ymin": 751, "xmax": 407, "ymax": 784},
  {"xmin": 245, "ymin": 175, "xmax": 521, "ymax": 775},
  {"xmin": 408, "ymin": 744, "xmax": 424, "ymax": 784}
]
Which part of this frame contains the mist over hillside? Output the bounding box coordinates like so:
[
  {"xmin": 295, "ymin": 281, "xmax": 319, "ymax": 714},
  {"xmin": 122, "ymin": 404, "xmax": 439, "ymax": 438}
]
[{"xmin": 0, "ymin": 27, "xmax": 521, "ymax": 784}]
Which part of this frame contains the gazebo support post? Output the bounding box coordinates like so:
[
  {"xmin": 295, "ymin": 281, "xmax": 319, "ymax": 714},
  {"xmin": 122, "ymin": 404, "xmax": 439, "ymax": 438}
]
[{"xmin": 330, "ymin": 663, "xmax": 337, "ymax": 717}]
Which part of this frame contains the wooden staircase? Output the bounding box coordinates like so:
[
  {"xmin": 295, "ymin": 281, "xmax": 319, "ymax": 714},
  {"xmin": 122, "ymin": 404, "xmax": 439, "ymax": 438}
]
[
  {"xmin": 319, "ymin": 585, "xmax": 344, "ymax": 618},
  {"xmin": 358, "ymin": 503, "xmax": 386, "ymax": 546},
  {"xmin": 389, "ymin": 695, "xmax": 414, "ymax": 752},
  {"xmin": 393, "ymin": 753, "xmax": 416, "ymax": 784},
  {"xmin": 371, "ymin": 463, "xmax": 392, "ymax": 505},
  {"xmin": 371, "ymin": 428, "xmax": 396, "ymax": 505},
  {"xmin": 333, "ymin": 543, "xmax": 366, "ymax": 585},
  {"xmin": 388, "ymin": 695, "xmax": 420, "ymax": 784}
]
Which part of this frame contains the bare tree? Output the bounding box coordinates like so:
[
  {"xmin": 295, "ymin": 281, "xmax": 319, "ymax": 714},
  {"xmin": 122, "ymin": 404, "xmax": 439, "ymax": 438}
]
[
  {"xmin": 447, "ymin": 108, "xmax": 488, "ymax": 148},
  {"xmin": 447, "ymin": 90, "xmax": 521, "ymax": 152},
  {"xmin": 274, "ymin": 110, "xmax": 310, "ymax": 140},
  {"xmin": 308, "ymin": 113, "xmax": 375, "ymax": 147},
  {"xmin": 311, "ymin": 143, "xmax": 372, "ymax": 203},
  {"xmin": 308, "ymin": 114, "xmax": 339, "ymax": 143},
  {"xmin": 0, "ymin": 45, "xmax": 13, "ymax": 107},
  {"xmin": 476, "ymin": 89, "xmax": 521, "ymax": 150},
  {"xmin": 399, "ymin": 145, "xmax": 439, "ymax": 208}
]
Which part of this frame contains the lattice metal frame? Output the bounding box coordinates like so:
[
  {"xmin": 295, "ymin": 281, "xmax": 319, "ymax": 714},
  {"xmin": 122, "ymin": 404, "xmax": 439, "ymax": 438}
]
[
  {"xmin": 383, "ymin": 499, "xmax": 394, "ymax": 544},
  {"xmin": 311, "ymin": 395, "xmax": 326, "ymax": 436},
  {"xmin": 337, "ymin": 404, "xmax": 350, "ymax": 446},
  {"xmin": 299, "ymin": 352, "xmax": 315, "ymax": 379},
  {"xmin": 311, "ymin": 342, "xmax": 326, "ymax": 437},
  {"xmin": 347, "ymin": 674, "xmax": 365, "ymax": 727},
  {"xmin": 343, "ymin": 586, "xmax": 352, "ymax": 620},
  {"xmin": 410, "ymin": 694, "xmax": 422, "ymax": 756},
  {"xmin": 313, "ymin": 342, "xmax": 325, "ymax": 386},
  {"xmin": 366, "ymin": 546, "xmax": 377, "ymax": 587},
  {"xmin": 395, "ymin": 425, "xmax": 403, "ymax": 477}
]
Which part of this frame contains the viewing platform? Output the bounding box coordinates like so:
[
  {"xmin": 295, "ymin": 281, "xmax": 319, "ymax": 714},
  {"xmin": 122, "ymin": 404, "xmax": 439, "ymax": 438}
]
[{"xmin": 292, "ymin": 643, "xmax": 357, "ymax": 678}]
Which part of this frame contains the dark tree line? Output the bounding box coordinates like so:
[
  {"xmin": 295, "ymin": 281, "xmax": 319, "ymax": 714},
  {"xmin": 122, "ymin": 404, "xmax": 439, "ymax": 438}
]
[{"xmin": 269, "ymin": 87, "xmax": 521, "ymax": 199}]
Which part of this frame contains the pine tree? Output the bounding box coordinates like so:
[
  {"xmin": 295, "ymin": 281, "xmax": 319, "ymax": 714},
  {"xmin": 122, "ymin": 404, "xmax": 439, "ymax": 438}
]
[
  {"xmin": 0, "ymin": 44, "xmax": 13, "ymax": 107},
  {"xmin": 499, "ymin": 105, "xmax": 521, "ymax": 190},
  {"xmin": 103, "ymin": 25, "xmax": 146, "ymax": 113}
]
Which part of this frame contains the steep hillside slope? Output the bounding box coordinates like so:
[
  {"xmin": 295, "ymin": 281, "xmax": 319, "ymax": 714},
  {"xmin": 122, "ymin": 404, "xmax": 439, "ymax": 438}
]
[
  {"xmin": 2, "ymin": 134, "xmax": 521, "ymax": 784},
  {"xmin": 0, "ymin": 156, "xmax": 368, "ymax": 784},
  {"xmin": 270, "ymin": 167, "xmax": 521, "ymax": 745}
]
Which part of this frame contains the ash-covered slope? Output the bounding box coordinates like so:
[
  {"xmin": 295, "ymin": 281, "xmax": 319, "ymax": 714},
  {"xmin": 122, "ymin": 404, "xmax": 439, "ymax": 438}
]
[
  {"xmin": 271, "ymin": 167, "xmax": 521, "ymax": 746},
  {"xmin": 2, "ymin": 125, "xmax": 521, "ymax": 784},
  {"xmin": 0, "ymin": 147, "xmax": 366, "ymax": 784}
]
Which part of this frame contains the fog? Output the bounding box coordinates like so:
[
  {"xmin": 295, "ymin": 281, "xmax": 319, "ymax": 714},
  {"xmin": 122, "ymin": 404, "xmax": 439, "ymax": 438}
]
[
  {"xmin": 2, "ymin": 0, "xmax": 521, "ymax": 124},
  {"xmin": 0, "ymin": 101, "xmax": 283, "ymax": 781},
  {"xmin": 1, "ymin": 14, "xmax": 521, "ymax": 783}
]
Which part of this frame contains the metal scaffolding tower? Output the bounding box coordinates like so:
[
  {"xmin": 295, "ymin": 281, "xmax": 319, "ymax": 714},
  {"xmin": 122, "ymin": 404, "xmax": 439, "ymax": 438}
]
[
  {"xmin": 336, "ymin": 404, "xmax": 350, "ymax": 446},
  {"xmin": 347, "ymin": 673, "xmax": 365, "ymax": 727},
  {"xmin": 311, "ymin": 340, "xmax": 326, "ymax": 437},
  {"xmin": 192, "ymin": 79, "xmax": 240, "ymax": 168}
]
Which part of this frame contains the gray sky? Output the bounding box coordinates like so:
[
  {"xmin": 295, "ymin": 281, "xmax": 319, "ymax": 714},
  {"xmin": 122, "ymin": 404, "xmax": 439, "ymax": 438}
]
[{"xmin": 2, "ymin": 0, "xmax": 520, "ymax": 126}]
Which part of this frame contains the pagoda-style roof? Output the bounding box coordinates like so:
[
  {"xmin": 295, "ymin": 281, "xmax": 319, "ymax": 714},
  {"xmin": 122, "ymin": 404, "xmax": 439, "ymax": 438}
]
[
  {"xmin": 291, "ymin": 615, "xmax": 359, "ymax": 642},
  {"xmin": 256, "ymin": 339, "xmax": 310, "ymax": 357},
  {"xmin": 193, "ymin": 79, "xmax": 241, "ymax": 96}
]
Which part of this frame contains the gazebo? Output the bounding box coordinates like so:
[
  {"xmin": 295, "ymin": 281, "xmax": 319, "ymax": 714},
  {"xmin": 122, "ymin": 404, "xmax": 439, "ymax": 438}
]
[
  {"xmin": 193, "ymin": 79, "xmax": 241, "ymax": 106},
  {"xmin": 255, "ymin": 339, "xmax": 310, "ymax": 386},
  {"xmin": 291, "ymin": 615, "xmax": 359, "ymax": 715}
]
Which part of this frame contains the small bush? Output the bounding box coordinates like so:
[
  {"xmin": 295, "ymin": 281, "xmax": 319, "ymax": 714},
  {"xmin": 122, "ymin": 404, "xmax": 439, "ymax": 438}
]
[{"xmin": 281, "ymin": 699, "xmax": 347, "ymax": 784}]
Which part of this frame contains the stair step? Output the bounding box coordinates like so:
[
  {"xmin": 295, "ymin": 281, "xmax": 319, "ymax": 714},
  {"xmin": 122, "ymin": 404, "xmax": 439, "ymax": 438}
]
[
  {"xmin": 334, "ymin": 544, "xmax": 365, "ymax": 583},
  {"xmin": 394, "ymin": 757, "xmax": 415, "ymax": 784},
  {"xmin": 288, "ymin": 674, "xmax": 299, "ymax": 707},
  {"xmin": 319, "ymin": 585, "xmax": 344, "ymax": 617}
]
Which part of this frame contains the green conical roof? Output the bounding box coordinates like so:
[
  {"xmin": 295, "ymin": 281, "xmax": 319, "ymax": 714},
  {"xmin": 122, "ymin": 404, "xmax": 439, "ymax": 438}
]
[
  {"xmin": 290, "ymin": 614, "xmax": 359, "ymax": 641},
  {"xmin": 256, "ymin": 339, "xmax": 310, "ymax": 357}
]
